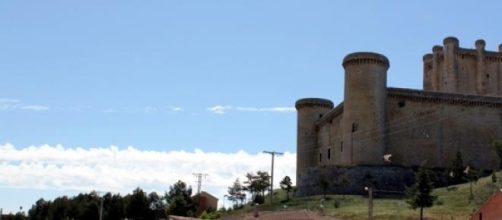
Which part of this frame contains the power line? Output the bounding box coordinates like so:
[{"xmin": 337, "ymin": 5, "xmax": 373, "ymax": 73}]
[
  {"xmin": 263, "ymin": 150, "xmax": 283, "ymax": 200},
  {"xmin": 193, "ymin": 173, "xmax": 208, "ymax": 194}
]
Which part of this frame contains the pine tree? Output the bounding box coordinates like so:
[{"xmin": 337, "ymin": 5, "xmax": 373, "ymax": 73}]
[
  {"xmin": 227, "ymin": 178, "xmax": 245, "ymax": 208},
  {"xmin": 464, "ymin": 166, "xmax": 479, "ymax": 201},
  {"xmin": 406, "ymin": 166, "xmax": 437, "ymax": 220},
  {"xmin": 494, "ymin": 140, "xmax": 502, "ymax": 170},
  {"xmin": 279, "ymin": 176, "xmax": 293, "ymax": 201},
  {"xmin": 447, "ymin": 151, "xmax": 465, "ymax": 184}
]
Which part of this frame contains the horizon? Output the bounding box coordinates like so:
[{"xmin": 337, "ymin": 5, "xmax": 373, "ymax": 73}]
[{"xmin": 2, "ymin": 0, "xmax": 502, "ymax": 214}]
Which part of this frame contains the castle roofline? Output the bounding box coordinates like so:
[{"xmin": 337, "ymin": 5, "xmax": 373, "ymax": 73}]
[
  {"xmin": 314, "ymin": 88, "xmax": 502, "ymax": 128},
  {"xmin": 295, "ymin": 98, "xmax": 334, "ymax": 109},
  {"xmin": 388, "ymin": 87, "xmax": 502, "ymax": 106},
  {"xmin": 315, "ymin": 102, "xmax": 344, "ymax": 127},
  {"xmin": 342, "ymin": 52, "xmax": 389, "ymax": 69}
]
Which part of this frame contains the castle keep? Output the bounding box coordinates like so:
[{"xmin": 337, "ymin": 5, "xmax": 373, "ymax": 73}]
[{"xmin": 296, "ymin": 37, "xmax": 502, "ymax": 196}]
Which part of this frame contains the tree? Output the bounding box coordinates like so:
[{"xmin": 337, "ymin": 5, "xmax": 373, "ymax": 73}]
[
  {"xmin": 406, "ymin": 165, "xmax": 437, "ymax": 220},
  {"xmin": 227, "ymin": 178, "xmax": 245, "ymax": 207},
  {"xmin": 28, "ymin": 199, "xmax": 51, "ymax": 220},
  {"xmin": 148, "ymin": 192, "xmax": 166, "ymax": 220},
  {"xmin": 243, "ymin": 171, "xmax": 271, "ymax": 204},
  {"xmin": 165, "ymin": 180, "xmax": 196, "ymax": 217},
  {"xmin": 280, "ymin": 176, "xmax": 293, "ymax": 201},
  {"xmin": 464, "ymin": 166, "xmax": 479, "ymax": 200},
  {"xmin": 447, "ymin": 151, "xmax": 465, "ymax": 184},
  {"xmin": 126, "ymin": 187, "xmax": 150, "ymax": 220},
  {"xmin": 105, "ymin": 193, "xmax": 126, "ymax": 220},
  {"xmin": 494, "ymin": 140, "xmax": 502, "ymax": 170}
]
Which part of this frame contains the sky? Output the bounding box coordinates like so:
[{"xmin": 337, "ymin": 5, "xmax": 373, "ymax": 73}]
[{"xmin": 1, "ymin": 0, "xmax": 502, "ymax": 214}]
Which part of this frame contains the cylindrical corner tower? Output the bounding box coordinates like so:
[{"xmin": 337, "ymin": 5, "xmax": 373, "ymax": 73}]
[
  {"xmin": 295, "ymin": 98, "xmax": 333, "ymax": 185},
  {"xmin": 341, "ymin": 52, "xmax": 389, "ymax": 165}
]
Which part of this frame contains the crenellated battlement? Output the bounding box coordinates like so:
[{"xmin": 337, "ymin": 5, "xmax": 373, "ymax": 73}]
[
  {"xmin": 388, "ymin": 87, "xmax": 502, "ymax": 107},
  {"xmin": 342, "ymin": 52, "xmax": 389, "ymax": 69},
  {"xmin": 295, "ymin": 98, "xmax": 334, "ymax": 109},
  {"xmin": 423, "ymin": 37, "xmax": 502, "ymax": 96}
]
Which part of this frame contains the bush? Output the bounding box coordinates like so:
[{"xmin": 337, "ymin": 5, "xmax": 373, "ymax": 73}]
[
  {"xmin": 333, "ymin": 200, "xmax": 341, "ymax": 208},
  {"xmin": 199, "ymin": 210, "xmax": 222, "ymax": 219}
]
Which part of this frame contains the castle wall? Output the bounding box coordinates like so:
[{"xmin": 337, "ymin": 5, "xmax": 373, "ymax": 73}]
[
  {"xmin": 386, "ymin": 88, "xmax": 502, "ymax": 170},
  {"xmin": 316, "ymin": 104, "xmax": 343, "ymax": 166}
]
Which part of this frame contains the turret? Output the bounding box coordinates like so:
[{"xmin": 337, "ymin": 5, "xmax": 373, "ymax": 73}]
[
  {"xmin": 423, "ymin": 53, "xmax": 433, "ymax": 90},
  {"xmin": 442, "ymin": 36, "xmax": 459, "ymax": 92},
  {"xmin": 295, "ymin": 98, "xmax": 333, "ymax": 184},
  {"xmin": 341, "ymin": 52, "xmax": 389, "ymax": 165},
  {"xmin": 475, "ymin": 39, "xmax": 486, "ymax": 95}
]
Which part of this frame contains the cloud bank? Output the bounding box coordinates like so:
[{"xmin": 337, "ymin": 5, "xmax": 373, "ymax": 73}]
[
  {"xmin": 0, "ymin": 143, "xmax": 296, "ymax": 205},
  {"xmin": 207, "ymin": 105, "xmax": 295, "ymax": 114},
  {"xmin": 0, "ymin": 99, "xmax": 49, "ymax": 111}
]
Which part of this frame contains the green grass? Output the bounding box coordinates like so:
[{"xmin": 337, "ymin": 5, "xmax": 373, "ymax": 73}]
[{"xmin": 223, "ymin": 171, "xmax": 502, "ymax": 220}]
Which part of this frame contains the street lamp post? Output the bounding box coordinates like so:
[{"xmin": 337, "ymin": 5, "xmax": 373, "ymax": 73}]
[{"xmin": 365, "ymin": 186, "xmax": 373, "ymax": 220}]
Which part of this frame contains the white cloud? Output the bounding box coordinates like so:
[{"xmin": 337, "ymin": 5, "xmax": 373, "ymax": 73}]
[
  {"xmin": 144, "ymin": 106, "xmax": 158, "ymax": 113},
  {"xmin": 0, "ymin": 98, "xmax": 20, "ymax": 103},
  {"xmin": 20, "ymin": 105, "xmax": 50, "ymax": 111},
  {"xmin": 170, "ymin": 106, "xmax": 184, "ymax": 112},
  {"xmin": 207, "ymin": 105, "xmax": 295, "ymax": 114},
  {"xmin": 0, "ymin": 98, "xmax": 21, "ymax": 110},
  {"xmin": 0, "ymin": 143, "xmax": 296, "ymax": 206},
  {"xmin": 103, "ymin": 108, "xmax": 117, "ymax": 113},
  {"xmin": 235, "ymin": 107, "xmax": 295, "ymax": 113},
  {"xmin": 207, "ymin": 105, "xmax": 232, "ymax": 114},
  {"xmin": 0, "ymin": 99, "xmax": 50, "ymax": 111}
]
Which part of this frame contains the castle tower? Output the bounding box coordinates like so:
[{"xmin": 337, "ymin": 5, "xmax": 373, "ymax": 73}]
[
  {"xmin": 295, "ymin": 98, "xmax": 333, "ymax": 184},
  {"xmin": 341, "ymin": 52, "xmax": 389, "ymax": 165},
  {"xmin": 424, "ymin": 37, "xmax": 502, "ymax": 96},
  {"xmin": 442, "ymin": 37, "xmax": 459, "ymax": 92}
]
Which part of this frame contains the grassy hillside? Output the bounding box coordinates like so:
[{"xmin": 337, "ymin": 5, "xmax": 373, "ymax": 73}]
[{"xmin": 223, "ymin": 171, "xmax": 502, "ymax": 220}]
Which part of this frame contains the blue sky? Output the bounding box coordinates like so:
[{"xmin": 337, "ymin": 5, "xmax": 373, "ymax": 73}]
[{"xmin": 1, "ymin": 0, "xmax": 502, "ymax": 214}]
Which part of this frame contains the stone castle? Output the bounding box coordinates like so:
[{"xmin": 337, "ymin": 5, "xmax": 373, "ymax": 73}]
[{"xmin": 295, "ymin": 37, "xmax": 502, "ymax": 196}]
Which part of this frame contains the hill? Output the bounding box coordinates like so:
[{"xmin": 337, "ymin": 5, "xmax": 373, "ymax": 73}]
[{"xmin": 221, "ymin": 171, "xmax": 502, "ymax": 220}]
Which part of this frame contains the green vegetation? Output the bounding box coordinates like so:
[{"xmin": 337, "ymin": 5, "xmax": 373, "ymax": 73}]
[
  {"xmin": 279, "ymin": 176, "xmax": 293, "ymax": 201},
  {"xmin": 224, "ymin": 171, "xmax": 502, "ymax": 220},
  {"xmin": 23, "ymin": 180, "xmax": 207, "ymax": 220},
  {"xmin": 405, "ymin": 165, "xmax": 437, "ymax": 220}
]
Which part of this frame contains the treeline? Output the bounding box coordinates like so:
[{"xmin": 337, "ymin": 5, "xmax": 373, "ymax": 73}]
[
  {"xmin": 226, "ymin": 171, "xmax": 293, "ymax": 208},
  {"xmin": 9, "ymin": 180, "xmax": 210, "ymax": 220}
]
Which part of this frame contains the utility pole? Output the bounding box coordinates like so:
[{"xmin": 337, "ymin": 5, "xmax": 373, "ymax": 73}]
[
  {"xmin": 263, "ymin": 150, "xmax": 283, "ymax": 200},
  {"xmin": 96, "ymin": 191, "xmax": 104, "ymax": 220},
  {"xmin": 193, "ymin": 173, "xmax": 208, "ymax": 194}
]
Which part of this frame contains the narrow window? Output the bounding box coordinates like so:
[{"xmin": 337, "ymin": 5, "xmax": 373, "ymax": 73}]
[
  {"xmin": 340, "ymin": 142, "xmax": 343, "ymax": 152},
  {"xmin": 486, "ymin": 74, "xmax": 490, "ymax": 79},
  {"xmin": 352, "ymin": 123, "xmax": 358, "ymax": 132},
  {"xmin": 398, "ymin": 100, "xmax": 406, "ymax": 108},
  {"xmin": 319, "ymin": 153, "xmax": 322, "ymax": 162},
  {"xmin": 328, "ymin": 148, "xmax": 331, "ymax": 160},
  {"xmin": 319, "ymin": 114, "xmax": 323, "ymax": 119}
]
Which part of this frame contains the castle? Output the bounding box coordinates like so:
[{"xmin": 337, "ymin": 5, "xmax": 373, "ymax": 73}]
[{"xmin": 295, "ymin": 37, "xmax": 502, "ymax": 196}]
